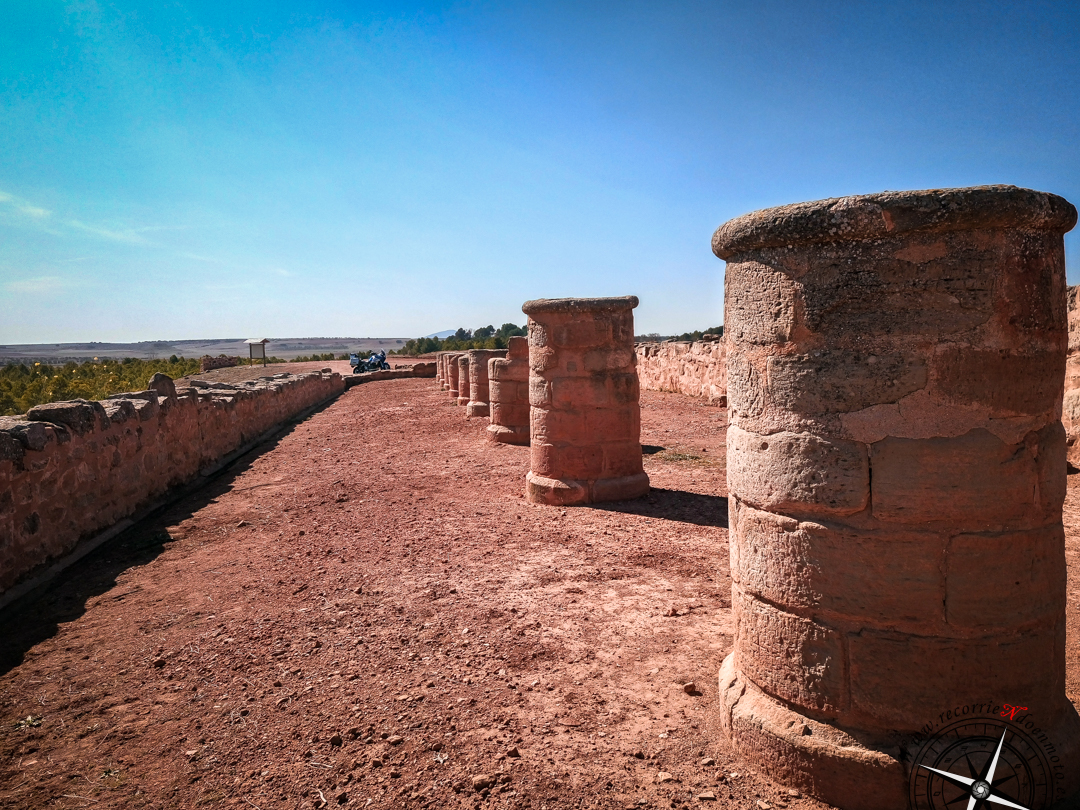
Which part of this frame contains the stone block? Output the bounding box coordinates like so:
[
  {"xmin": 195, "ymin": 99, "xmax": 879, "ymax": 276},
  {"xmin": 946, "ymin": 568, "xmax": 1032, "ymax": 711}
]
[
  {"xmin": 727, "ymin": 353, "xmax": 766, "ymax": 420},
  {"xmin": 945, "ymin": 525, "xmax": 1065, "ymax": 628},
  {"xmin": 27, "ymin": 400, "xmax": 106, "ymax": 436},
  {"xmin": 147, "ymin": 373, "xmax": 177, "ymax": 400},
  {"xmin": 602, "ymin": 440, "xmax": 646, "ymax": 478},
  {"xmin": 767, "ymin": 351, "xmax": 927, "ymax": 414},
  {"xmin": 734, "ymin": 587, "xmax": 847, "ymax": 717},
  {"xmin": 554, "ymin": 319, "xmax": 613, "ymax": 348},
  {"xmin": 727, "ymin": 425, "xmax": 869, "ymax": 516},
  {"xmin": 732, "ymin": 501, "xmax": 945, "ymax": 627},
  {"xmin": 723, "ymin": 261, "xmax": 797, "ymax": 346},
  {"xmin": 530, "ymin": 442, "xmax": 604, "ymax": 480},
  {"xmin": 931, "ymin": 347, "xmax": 1063, "ymax": 415},
  {"xmin": 591, "ymin": 472, "xmax": 649, "ymax": 503},
  {"xmin": 848, "ymin": 625, "xmax": 1063, "ymax": 732},
  {"xmin": 869, "ymin": 428, "xmax": 1041, "ymax": 526}
]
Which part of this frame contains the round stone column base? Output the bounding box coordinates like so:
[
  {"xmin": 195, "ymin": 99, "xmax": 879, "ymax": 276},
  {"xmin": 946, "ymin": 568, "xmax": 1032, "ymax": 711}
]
[
  {"xmin": 719, "ymin": 654, "xmax": 1080, "ymax": 810},
  {"xmin": 525, "ymin": 471, "xmax": 649, "ymax": 505},
  {"xmin": 718, "ymin": 655, "xmax": 906, "ymax": 810},
  {"xmin": 466, "ymin": 402, "xmax": 490, "ymax": 418},
  {"xmin": 487, "ymin": 424, "xmax": 529, "ymax": 445}
]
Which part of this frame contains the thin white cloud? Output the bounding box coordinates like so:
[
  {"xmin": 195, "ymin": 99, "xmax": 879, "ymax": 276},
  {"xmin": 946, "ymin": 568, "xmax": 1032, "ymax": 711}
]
[
  {"xmin": 17, "ymin": 203, "xmax": 50, "ymax": 218},
  {"xmin": 5, "ymin": 276, "xmax": 69, "ymax": 294},
  {"xmin": 181, "ymin": 252, "xmax": 225, "ymax": 264},
  {"xmin": 0, "ymin": 189, "xmax": 52, "ymax": 220},
  {"xmin": 67, "ymin": 219, "xmax": 148, "ymax": 244},
  {"xmin": 0, "ymin": 188, "xmax": 155, "ymax": 244}
]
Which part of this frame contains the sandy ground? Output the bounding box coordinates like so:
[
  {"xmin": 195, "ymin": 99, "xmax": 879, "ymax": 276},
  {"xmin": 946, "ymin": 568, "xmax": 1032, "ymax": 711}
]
[{"xmin": 0, "ymin": 379, "xmax": 1076, "ymax": 810}]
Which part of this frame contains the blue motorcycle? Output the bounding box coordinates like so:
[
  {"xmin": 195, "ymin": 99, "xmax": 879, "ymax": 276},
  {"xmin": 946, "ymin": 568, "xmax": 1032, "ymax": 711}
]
[{"xmin": 350, "ymin": 350, "xmax": 390, "ymax": 373}]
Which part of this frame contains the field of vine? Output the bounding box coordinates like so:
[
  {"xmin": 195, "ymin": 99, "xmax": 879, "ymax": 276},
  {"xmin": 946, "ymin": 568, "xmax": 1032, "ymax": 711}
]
[{"xmin": 0, "ymin": 357, "xmax": 201, "ymax": 417}]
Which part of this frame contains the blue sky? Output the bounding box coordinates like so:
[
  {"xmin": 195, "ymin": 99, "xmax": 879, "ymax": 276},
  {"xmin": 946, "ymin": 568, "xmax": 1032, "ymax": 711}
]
[{"xmin": 2, "ymin": 1, "xmax": 1079, "ymax": 343}]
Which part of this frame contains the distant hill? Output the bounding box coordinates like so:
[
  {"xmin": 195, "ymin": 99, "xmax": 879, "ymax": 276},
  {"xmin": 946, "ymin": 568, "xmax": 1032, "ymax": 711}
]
[
  {"xmin": 0, "ymin": 337, "xmax": 412, "ymax": 364},
  {"xmin": 423, "ymin": 330, "xmax": 457, "ymax": 339}
]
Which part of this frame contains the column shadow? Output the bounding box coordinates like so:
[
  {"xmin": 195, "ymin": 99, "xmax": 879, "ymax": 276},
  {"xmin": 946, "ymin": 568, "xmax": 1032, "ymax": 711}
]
[{"xmin": 588, "ymin": 487, "xmax": 728, "ymax": 528}]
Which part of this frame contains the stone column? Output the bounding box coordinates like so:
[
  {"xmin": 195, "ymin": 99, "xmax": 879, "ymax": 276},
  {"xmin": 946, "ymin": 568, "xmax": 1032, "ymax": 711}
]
[
  {"xmin": 466, "ymin": 349, "xmax": 507, "ymax": 418},
  {"xmin": 436, "ymin": 352, "xmax": 447, "ymax": 389},
  {"xmin": 522, "ymin": 296, "xmax": 649, "ymax": 505},
  {"xmin": 488, "ymin": 336, "xmax": 531, "ymax": 445},
  {"xmin": 446, "ymin": 353, "xmax": 464, "ymax": 400},
  {"xmin": 456, "ymin": 355, "xmax": 471, "ymax": 406},
  {"xmin": 442, "ymin": 352, "xmax": 454, "ymax": 391},
  {"xmin": 714, "ymin": 186, "xmax": 1080, "ymax": 809}
]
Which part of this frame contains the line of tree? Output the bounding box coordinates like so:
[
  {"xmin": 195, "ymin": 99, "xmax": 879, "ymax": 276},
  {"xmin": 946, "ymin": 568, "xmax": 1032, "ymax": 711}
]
[
  {"xmin": 635, "ymin": 325, "xmax": 724, "ymax": 342},
  {"xmin": 393, "ymin": 323, "xmax": 528, "ymax": 355}
]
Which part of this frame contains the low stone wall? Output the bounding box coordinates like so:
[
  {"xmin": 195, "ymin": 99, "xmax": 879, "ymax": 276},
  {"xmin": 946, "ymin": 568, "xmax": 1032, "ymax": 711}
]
[
  {"xmin": 344, "ymin": 363, "xmax": 435, "ymax": 388},
  {"xmin": 635, "ymin": 339, "xmax": 726, "ymax": 404},
  {"xmin": 200, "ymin": 355, "xmax": 241, "ymax": 372},
  {"xmin": 0, "ymin": 370, "xmax": 344, "ymax": 600}
]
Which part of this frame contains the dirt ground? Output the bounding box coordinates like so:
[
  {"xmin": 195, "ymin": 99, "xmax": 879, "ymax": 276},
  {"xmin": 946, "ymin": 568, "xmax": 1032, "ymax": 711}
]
[
  {"xmin": 1, "ymin": 379, "xmax": 1077, "ymax": 810},
  {"xmin": 183, "ymin": 357, "xmax": 429, "ymax": 385}
]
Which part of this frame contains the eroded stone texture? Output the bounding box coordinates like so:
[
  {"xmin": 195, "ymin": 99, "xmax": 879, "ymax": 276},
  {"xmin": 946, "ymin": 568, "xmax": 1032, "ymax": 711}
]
[
  {"xmin": 488, "ymin": 336, "xmax": 530, "ymax": 445},
  {"xmin": 446, "ymin": 353, "xmax": 464, "ymax": 400},
  {"xmin": 436, "ymin": 352, "xmax": 447, "ymax": 389},
  {"xmin": 465, "ymin": 349, "xmax": 507, "ymax": 418},
  {"xmin": 456, "ymin": 355, "xmax": 471, "ymax": 407},
  {"xmin": 715, "ymin": 186, "xmax": 1080, "ymax": 808},
  {"xmin": 1062, "ymin": 286, "xmax": 1080, "ymax": 466},
  {"xmin": 522, "ymin": 297, "xmax": 648, "ymax": 505},
  {"xmin": 635, "ymin": 339, "xmax": 727, "ymax": 404}
]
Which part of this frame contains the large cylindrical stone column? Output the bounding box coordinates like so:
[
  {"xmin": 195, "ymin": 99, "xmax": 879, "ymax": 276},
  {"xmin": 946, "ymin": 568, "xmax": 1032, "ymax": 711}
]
[
  {"xmin": 714, "ymin": 186, "xmax": 1080, "ymax": 809},
  {"xmin": 466, "ymin": 349, "xmax": 507, "ymax": 418},
  {"xmin": 522, "ymin": 296, "xmax": 649, "ymax": 505},
  {"xmin": 488, "ymin": 336, "xmax": 530, "ymax": 445},
  {"xmin": 446, "ymin": 352, "xmax": 464, "ymax": 400},
  {"xmin": 456, "ymin": 355, "xmax": 471, "ymax": 406}
]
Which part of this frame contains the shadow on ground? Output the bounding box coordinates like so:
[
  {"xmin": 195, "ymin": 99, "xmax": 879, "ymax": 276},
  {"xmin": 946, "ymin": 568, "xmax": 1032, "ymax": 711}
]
[
  {"xmin": 0, "ymin": 419, "xmax": 307, "ymax": 678},
  {"xmin": 588, "ymin": 487, "xmax": 728, "ymax": 528}
]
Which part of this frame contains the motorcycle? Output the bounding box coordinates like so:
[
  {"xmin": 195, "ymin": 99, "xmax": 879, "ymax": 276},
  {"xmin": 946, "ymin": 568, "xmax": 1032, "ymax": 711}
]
[{"xmin": 350, "ymin": 350, "xmax": 390, "ymax": 373}]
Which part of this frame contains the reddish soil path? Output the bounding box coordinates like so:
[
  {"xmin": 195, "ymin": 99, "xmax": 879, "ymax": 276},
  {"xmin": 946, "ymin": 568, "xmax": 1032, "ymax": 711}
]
[{"xmin": 0, "ymin": 380, "xmax": 1076, "ymax": 810}]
